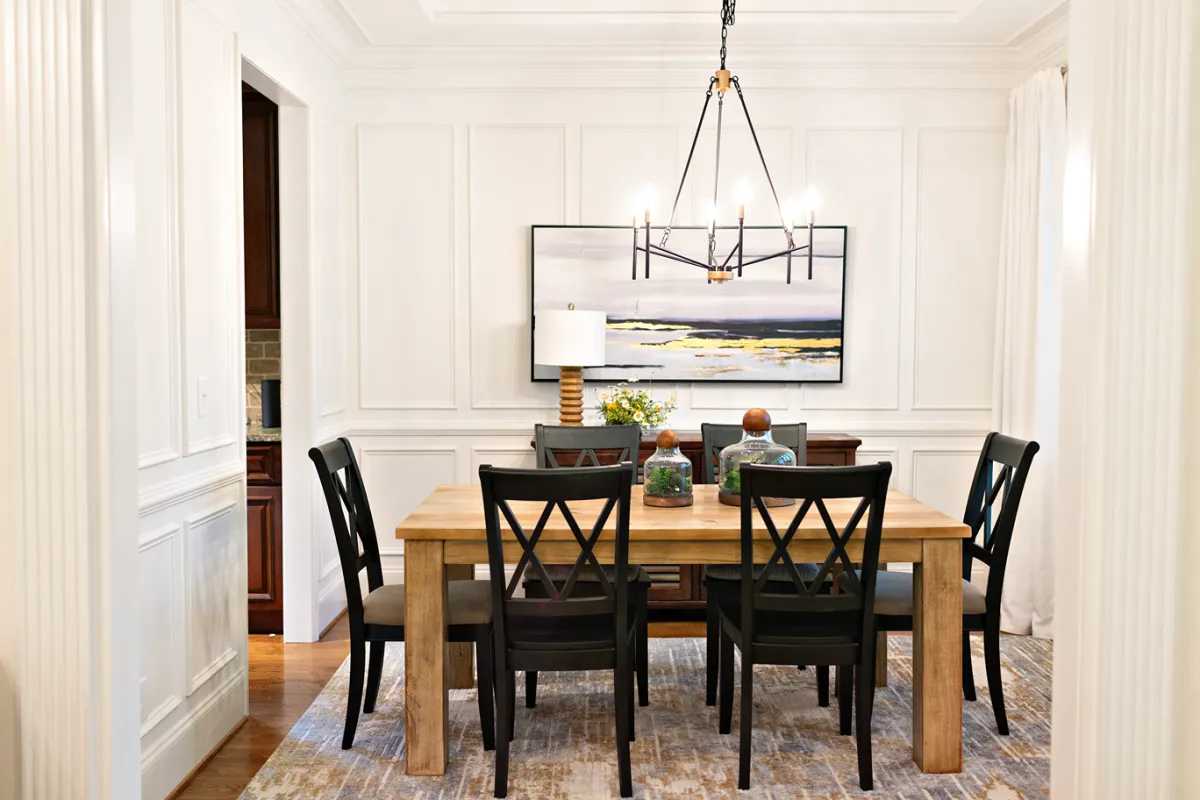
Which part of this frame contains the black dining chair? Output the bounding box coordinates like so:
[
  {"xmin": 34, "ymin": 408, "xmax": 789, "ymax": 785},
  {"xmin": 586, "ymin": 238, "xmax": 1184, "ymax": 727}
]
[
  {"xmin": 700, "ymin": 421, "xmax": 808, "ymax": 706},
  {"xmin": 309, "ymin": 438, "xmax": 495, "ymax": 752},
  {"xmin": 717, "ymin": 462, "xmax": 892, "ymax": 791},
  {"xmin": 527, "ymin": 424, "xmax": 651, "ymax": 709},
  {"xmin": 480, "ymin": 463, "xmax": 638, "ymax": 798},
  {"xmin": 868, "ymin": 432, "xmax": 1039, "ymax": 735}
]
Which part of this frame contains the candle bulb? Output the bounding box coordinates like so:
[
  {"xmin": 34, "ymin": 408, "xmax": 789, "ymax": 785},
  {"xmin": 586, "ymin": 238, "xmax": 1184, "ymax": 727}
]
[
  {"xmin": 738, "ymin": 203, "xmax": 745, "ymax": 220},
  {"xmin": 631, "ymin": 215, "xmax": 638, "ymax": 280},
  {"xmin": 644, "ymin": 208, "xmax": 651, "ymax": 225}
]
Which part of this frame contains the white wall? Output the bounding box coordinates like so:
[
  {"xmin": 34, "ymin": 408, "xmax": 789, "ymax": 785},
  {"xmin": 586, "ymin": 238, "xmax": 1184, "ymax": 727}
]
[
  {"xmin": 131, "ymin": 0, "xmax": 349, "ymax": 796},
  {"xmin": 345, "ymin": 82, "xmax": 1009, "ymax": 580}
]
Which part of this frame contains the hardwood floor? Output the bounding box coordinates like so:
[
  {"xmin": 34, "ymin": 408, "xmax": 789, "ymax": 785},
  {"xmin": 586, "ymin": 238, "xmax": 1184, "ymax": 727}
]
[{"xmin": 172, "ymin": 615, "xmax": 352, "ymax": 799}]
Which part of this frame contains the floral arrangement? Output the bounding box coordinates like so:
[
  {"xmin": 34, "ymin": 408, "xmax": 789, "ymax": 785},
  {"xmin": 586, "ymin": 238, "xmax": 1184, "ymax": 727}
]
[{"xmin": 596, "ymin": 378, "xmax": 676, "ymax": 431}]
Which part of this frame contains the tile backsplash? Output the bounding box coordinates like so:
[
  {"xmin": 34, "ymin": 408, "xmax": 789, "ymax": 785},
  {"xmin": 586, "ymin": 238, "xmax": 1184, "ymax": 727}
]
[{"xmin": 246, "ymin": 328, "xmax": 280, "ymax": 426}]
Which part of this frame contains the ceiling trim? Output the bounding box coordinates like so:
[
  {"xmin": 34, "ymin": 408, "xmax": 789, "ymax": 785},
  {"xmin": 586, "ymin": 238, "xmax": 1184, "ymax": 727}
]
[{"xmin": 278, "ymin": 0, "xmax": 1068, "ymax": 89}]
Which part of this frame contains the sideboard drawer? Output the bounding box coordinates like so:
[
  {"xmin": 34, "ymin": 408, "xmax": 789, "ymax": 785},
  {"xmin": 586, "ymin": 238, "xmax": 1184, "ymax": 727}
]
[{"xmin": 247, "ymin": 443, "xmax": 281, "ymax": 485}]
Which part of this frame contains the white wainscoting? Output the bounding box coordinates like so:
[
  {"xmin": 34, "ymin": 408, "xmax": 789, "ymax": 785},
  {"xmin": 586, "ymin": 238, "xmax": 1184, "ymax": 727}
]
[
  {"xmin": 344, "ymin": 84, "xmax": 1007, "ymax": 531},
  {"xmin": 133, "ymin": 0, "xmax": 352, "ymax": 794}
]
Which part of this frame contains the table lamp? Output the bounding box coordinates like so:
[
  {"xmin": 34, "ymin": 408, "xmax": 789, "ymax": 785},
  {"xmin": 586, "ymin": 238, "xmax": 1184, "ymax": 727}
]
[{"xmin": 534, "ymin": 304, "xmax": 607, "ymax": 425}]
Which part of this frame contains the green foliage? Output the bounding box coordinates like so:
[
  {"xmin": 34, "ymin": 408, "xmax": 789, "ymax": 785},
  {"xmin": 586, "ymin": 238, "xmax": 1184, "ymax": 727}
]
[
  {"xmin": 721, "ymin": 468, "xmax": 741, "ymax": 494},
  {"xmin": 646, "ymin": 466, "xmax": 690, "ymax": 495}
]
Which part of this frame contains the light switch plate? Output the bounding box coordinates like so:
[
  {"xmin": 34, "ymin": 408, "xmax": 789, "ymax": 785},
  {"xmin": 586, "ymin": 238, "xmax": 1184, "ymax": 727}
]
[{"xmin": 196, "ymin": 376, "xmax": 210, "ymax": 418}]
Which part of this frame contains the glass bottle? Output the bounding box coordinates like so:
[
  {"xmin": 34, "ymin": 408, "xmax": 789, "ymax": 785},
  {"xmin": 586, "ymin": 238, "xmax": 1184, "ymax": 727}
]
[
  {"xmin": 717, "ymin": 408, "xmax": 797, "ymax": 507},
  {"xmin": 642, "ymin": 430, "xmax": 693, "ymax": 507}
]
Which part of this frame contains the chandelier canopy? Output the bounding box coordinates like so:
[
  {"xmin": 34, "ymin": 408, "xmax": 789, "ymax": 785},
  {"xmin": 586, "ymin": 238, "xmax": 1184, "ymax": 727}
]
[{"xmin": 632, "ymin": 0, "xmax": 819, "ymax": 285}]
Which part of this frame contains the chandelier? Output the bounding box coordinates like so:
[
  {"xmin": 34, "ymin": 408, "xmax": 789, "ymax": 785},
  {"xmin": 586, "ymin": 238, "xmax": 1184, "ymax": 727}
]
[{"xmin": 632, "ymin": 0, "xmax": 818, "ymax": 285}]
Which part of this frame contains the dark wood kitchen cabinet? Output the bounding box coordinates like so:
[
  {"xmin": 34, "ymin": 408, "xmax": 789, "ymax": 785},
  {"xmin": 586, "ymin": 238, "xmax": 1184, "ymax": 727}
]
[
  {"xmin": 247, "ymin": 442, "xmax": 283, "ymax": 633},
  {"xmin": 242, "ymin": 83, "xmax": 280, "ymax": 329}
]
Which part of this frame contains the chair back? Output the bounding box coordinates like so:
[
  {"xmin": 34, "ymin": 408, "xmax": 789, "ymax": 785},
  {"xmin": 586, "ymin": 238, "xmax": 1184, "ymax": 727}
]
[
  {"xmin": 308, "ymin": 438, "xmax": 384, "ymax": 625},
  {"xmin": 699, "ymin": 422, "xmax": 807, "ymax": 483},
  {"xmin": 534, "ymin": 424, "xmax": 641, "ymax": 470},
  {"xmin": 738, "ymin": 463, "xmax": 891, "ymax": 654},
  {"xmin": 961, "ymin": 433, "xmax": 1040, "ymax": 613},
  {"xmin": 478, "ymin": 464, "xmax": 634, "ymax": 652}
]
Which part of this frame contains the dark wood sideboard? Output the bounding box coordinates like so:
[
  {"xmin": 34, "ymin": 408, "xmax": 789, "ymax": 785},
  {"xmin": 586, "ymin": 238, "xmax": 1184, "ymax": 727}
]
[{"xmin": 530, "ymin": 431, "xmax": 862, "ymax": 614}]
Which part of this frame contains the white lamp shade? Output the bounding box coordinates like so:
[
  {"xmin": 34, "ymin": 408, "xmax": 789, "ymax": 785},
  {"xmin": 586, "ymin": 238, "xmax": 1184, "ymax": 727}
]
[{"xmin": 534, "ymin": 309, "xmax": 607, "ymax": 367}]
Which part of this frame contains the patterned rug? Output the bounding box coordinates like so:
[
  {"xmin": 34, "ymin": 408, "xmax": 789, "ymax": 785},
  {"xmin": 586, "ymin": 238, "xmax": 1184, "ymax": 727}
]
[{"xmin": 240, "ymin": 636, "xmax": 1051, "ymax": 799}]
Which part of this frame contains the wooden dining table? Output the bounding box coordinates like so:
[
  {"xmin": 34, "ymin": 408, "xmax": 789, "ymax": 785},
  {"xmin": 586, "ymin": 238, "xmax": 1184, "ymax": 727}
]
[{"xmin": 395, "ymin": 483, "xmax": 969, "ymax": 777}]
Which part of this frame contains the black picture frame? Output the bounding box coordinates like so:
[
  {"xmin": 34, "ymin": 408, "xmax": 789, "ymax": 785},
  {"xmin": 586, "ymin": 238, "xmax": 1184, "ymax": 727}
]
[{"xmin": 530, "ymin": 224, "xmax": 849, "ymax": 385}]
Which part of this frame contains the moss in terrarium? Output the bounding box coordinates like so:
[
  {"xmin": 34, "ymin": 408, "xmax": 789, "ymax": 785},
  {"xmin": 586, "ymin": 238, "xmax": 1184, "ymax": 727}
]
[
  {"xmin": 646, "ymin": 466, "xmax": 690, "ymax": 495},
  {"xmin": 721, "ymin": 468, "xmax": 741, "ymax": 494}
]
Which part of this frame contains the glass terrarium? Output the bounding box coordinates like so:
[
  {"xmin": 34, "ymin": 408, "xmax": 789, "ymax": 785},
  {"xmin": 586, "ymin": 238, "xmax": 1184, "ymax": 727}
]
[
  {"xmin": 643, "ymin": 430, "xmax": 694, "ymax": 507},
  {"xmin": 717, "ymin": 408, "xmax": 798, "ymax": 507}
]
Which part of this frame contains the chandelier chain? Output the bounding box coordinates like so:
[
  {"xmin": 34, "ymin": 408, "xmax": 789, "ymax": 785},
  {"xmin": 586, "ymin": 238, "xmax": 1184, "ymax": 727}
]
[{"xmin": 719, "ymin": 0, "xmax": 735, "ymax": 68}]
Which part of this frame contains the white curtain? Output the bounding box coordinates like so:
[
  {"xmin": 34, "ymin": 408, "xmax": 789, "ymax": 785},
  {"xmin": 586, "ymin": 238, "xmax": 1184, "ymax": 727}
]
[{"xmin": 993, "ymin": 68, "xmax": 1067, "ymax": 638}]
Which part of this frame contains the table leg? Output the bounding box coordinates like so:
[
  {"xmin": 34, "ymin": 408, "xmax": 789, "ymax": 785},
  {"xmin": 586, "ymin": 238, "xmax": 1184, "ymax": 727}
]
[
  {"xmin": 405, "ymin": 540, "xmax": 449, "ymax": 775},
  {"xmin": 912, "ymin": 538, "xmax": 963, "ymax": 772},
  {"xmin": 446, "ymin": 564, "xmax": 475, "ymax": 690}
]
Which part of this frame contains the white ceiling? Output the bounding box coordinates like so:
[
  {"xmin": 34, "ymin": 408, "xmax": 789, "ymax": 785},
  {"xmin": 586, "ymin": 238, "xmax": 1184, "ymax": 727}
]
[{"xmin": 319, "ymin": 0, "xmax": 1065, "ymax": 49}]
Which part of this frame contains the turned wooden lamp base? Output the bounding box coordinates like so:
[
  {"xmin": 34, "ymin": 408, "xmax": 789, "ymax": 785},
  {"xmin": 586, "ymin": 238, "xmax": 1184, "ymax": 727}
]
[{"xmin": 557, "ymin": 366, "xmax": 585, "ymax": 426}]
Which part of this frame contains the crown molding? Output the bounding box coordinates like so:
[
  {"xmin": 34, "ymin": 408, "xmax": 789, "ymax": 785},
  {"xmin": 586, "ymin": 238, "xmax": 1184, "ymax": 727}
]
[
  {"xmin": 279, "ymin": 0, "xmax": 1068, "ymax": 90},
  {"xmin": 1012, "ymin": 4, "xmax": 1069, "ymax": 73}
]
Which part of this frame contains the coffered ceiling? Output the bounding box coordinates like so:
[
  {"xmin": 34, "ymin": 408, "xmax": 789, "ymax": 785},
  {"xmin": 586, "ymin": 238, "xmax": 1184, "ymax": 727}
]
[
  {"xmin": 315, "ymin": 0, "xmax": 1064, "ymax": 48},
  {"xmin": 281, "ymin": 0, "xmax": 1068, "ymax": 85}
]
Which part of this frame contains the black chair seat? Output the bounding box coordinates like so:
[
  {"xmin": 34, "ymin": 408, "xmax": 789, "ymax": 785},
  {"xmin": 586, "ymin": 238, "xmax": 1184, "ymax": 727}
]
[
  {"xmin": 361, "ymin": 580, "xmax": 494, "ymax": 627},
  {"xmin": 838, "ymin": 570, "xmax": 986, "ymax": 617}
]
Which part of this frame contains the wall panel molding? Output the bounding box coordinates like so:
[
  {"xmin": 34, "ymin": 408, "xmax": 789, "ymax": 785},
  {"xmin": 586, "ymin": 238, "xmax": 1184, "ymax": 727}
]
[
  {"xmin": 911, "ymin": 126, "xmax": 1006, "ymax": 412},
  {"xmin": 800, "ymin": 126, "xmax": 904, "ymax": 412},
  {"xmin": 357, "ymin": 123, "xmax": 458, "ymax": 410},
  {"xmin": 468, "ymin": 124, "xmax": 566, "ymax": 410},
  {"xmin": 138, "ymin": 524, "xmax": 185, "ymax": 737},
  {"xmin": 183, "ymin": 501, "xmax": 241, "ymax": 697},
  {"xmin": 357, "ymin": 445, "xmax": 459, "ymax": 553},
  {"xmin": 138, "ymin": 460, "xmax": 245, "ymax": 517}
]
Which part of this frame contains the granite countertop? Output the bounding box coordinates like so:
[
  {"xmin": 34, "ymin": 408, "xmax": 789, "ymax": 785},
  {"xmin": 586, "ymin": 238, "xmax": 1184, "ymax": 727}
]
[{"xmin": 247, "ymin": 421, "xmax": 282, "ymax": 443}]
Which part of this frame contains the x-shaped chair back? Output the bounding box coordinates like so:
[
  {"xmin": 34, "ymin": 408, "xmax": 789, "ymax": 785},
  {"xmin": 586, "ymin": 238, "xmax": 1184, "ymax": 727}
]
[
  {"xmin": 479, "ymin": 464, "xmax": 634, "ymax": 641},
  {"xmin": 534, "ymin": 424, "xmax": 641, "ymax": 473},
  {"xmin": 309, "ymin": 438, "xmax": 386, "ymax": 623},
  {"xmin": 699, "ymin": 422, "xmax": 807, "ymax": 484},
  {"xmin": 961, "ymin": 433, "xmax": 1040, "ymax": 610},
  {"xmin": 737, "ymin": 463, "xmax": 892, "ymax": 641}
]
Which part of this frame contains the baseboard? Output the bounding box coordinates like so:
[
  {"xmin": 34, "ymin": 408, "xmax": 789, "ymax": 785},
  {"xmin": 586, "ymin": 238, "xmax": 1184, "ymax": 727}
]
[
  {"xmin": 164, "ymin": 714, "xmax": 249, "ymax": 800},
  {"xmin": 141, "ymin": 670, "xmax": 247, "ymax": 800},
  {"xmin": 319, "ymin": 606, "xmax": 348, "ymax": 639},
  {"xmin": 317, "ymin": 573, "xmax": 347, "ymax": 635}
]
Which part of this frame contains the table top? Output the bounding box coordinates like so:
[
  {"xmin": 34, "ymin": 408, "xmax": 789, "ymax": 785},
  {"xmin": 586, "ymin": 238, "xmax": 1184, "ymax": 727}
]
[{"xmin": 396, "ymin": 484, "xmax": 969, "ymax": 542}]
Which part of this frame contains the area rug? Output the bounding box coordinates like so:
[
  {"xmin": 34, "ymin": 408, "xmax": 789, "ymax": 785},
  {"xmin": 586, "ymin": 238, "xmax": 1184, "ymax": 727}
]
[{"xmin": 240, "ymin": 636, "xmax": 1051, "ymax": 799}]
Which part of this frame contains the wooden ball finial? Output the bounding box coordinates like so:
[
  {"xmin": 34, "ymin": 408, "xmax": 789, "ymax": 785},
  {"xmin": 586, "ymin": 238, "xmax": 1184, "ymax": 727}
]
[
  {"xmin": 656, "ymin": 429, "xmax": 680, "ymax": 449},
  {"xmin": 742, "ymin": 408, "xmax": 772, "ymax": 432}
]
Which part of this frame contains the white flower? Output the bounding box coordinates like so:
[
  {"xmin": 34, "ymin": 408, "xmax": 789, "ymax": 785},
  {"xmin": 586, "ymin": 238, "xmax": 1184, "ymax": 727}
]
[
  {"xmin": 628, "ymin": 376, "xmax": 639, "ymax": 383},
  {"xmin": 620, "ymin": 398, "xmax": 630, "ymax": 409},
  {"xmin": 633, "ymin": 411, "xmax": 645, "ymax": 422}
]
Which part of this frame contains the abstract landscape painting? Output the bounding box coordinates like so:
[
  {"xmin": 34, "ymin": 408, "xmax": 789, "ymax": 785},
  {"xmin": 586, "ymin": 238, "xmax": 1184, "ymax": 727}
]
[{"xmin": 532, "ymin": 225, "xmax": 847, "ymax": 383}]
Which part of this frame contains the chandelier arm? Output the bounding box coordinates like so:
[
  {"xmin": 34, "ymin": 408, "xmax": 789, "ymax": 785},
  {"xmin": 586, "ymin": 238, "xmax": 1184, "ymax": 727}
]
[
  {"xmin": 644, "ymin": 243, "xmax": 711, "ymax": 270},
  {"xmin": 662, "ymin": 77, "xmax": 718, "ymax": 247},
  {"xmin": 736, "ymin": 244, "xmax": 812, "ymax": 270},
  {"xmin": 720, "ymin": 241, "xmax": 742, "ymax": 269},
  {"xmin": 731, "ymin": 77, "xmax": 794, "ymax": 249}
]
